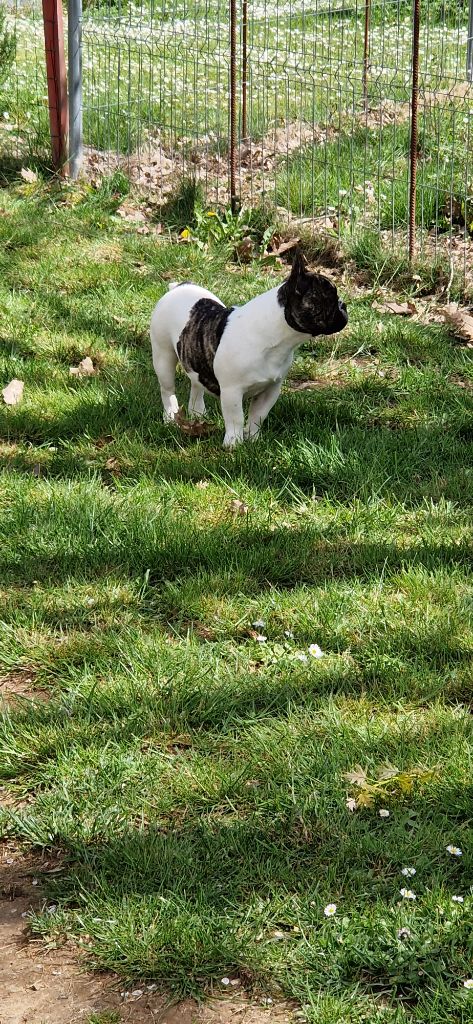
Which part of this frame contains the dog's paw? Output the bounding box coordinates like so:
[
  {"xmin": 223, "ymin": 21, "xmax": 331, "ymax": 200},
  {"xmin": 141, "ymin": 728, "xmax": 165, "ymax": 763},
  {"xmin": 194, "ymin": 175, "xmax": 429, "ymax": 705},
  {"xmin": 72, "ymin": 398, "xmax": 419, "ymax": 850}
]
[{"xmin": 222, "ymin": 434, "xmax": 244, "ymax": 450}]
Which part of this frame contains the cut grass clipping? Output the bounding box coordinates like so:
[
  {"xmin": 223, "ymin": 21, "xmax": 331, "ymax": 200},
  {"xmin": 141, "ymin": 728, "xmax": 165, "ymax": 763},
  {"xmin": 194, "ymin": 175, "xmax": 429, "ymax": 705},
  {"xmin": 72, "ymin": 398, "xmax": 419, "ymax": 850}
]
[{"xmin": 0, "ymin": 176, "xmax": 472, "ymax": 1024}]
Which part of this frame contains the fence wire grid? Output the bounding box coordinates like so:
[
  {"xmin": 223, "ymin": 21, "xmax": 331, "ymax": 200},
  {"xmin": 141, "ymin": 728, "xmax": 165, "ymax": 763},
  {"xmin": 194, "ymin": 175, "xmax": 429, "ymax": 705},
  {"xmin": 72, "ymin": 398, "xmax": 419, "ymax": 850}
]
[{"xmin": 1, "ymin": 0, "xmax": 473, "ymax": 271}]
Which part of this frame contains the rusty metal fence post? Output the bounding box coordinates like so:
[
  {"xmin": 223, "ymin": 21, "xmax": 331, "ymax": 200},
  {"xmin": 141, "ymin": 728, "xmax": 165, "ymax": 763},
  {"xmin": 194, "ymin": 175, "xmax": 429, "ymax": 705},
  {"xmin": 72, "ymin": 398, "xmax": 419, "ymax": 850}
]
[
  {"xmin": 229, "ymin": 0, "xmax": 237, "ymax": 212},
  {"xmin": 363, "ymin": 0, "xmax": 371, "ymax": 111},
  {"xmin": 241, "ymin": 0, "xmax": 248, "ymax": 141},
  {"xmin": 409, "ymin": 0, "xmax": 421, "ymax": 261},
  {"xmin": 42, "ymin": 0, "xmax": 68, "ymax": 171}
]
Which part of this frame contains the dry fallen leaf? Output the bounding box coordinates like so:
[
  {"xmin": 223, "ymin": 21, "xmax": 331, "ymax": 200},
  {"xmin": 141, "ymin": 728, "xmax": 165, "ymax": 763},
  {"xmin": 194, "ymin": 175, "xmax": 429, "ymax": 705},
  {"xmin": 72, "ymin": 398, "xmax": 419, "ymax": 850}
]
[
  {"xmin": 229, "ymin": 498, "xmax": 249, "ymax": 516},
  {"xmin": 442, "ymin": 302, "xmax": 473, "ymax": 346},
  {"xmin": 264, "ymin": 234, "xmax": 301, "ymax": 258},
  {"xmin": 20, "ymin": 167, "xmax": 38, "ymax": 184},
  {"xmin": 175, "ymin": 407, "xmax": 213, "ymax": 437},
  {"xmin": 343, "ymin": 765, "xmax": 368, "ymax": 787},
  {"xmin": 104, "ymin": 457, "xmax": 120, "ymax": 472},
  {"xmin": 2, "ymin": 378, "xmax": 24, "ymax": 405},
  {"xmin": 195, "ymin": 479, "xmax": 210, "ymax": 489},
  {"xmin": 116, "ymin": 203, "xmax": 146, "ymax": 222},
  {"xmin": 288, "ymin": 380, "xmax": 325, "ymax": 391},
  {"xmin": 69, "ymin": 357, "xmax": 95, "ymax": 377},
  {"xmin": 372, "ymin": 300, "xmax": 417, "ymax": 316},
  {"xmin": 377, "ymin": 765, "xmax": 400, "ymax": 781}
]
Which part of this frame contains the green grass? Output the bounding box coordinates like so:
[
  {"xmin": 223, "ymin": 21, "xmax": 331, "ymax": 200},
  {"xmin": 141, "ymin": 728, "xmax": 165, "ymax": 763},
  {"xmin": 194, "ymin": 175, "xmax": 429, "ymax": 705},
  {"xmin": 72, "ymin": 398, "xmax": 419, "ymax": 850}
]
[
  {"xmin": 0, "ymin": 176, "xmax": 473, "ymax": 1023},
  {"xmin": 277, "ymin": 114, "xmax": 471, "ymax": 228}
]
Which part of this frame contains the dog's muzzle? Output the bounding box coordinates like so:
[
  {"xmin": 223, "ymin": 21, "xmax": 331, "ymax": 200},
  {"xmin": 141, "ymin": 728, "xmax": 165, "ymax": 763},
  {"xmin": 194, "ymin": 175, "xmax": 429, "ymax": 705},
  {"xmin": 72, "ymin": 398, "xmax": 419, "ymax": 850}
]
[{"xmin": 324, "ymin": 300, "xmax": 348, "ymax": 335}]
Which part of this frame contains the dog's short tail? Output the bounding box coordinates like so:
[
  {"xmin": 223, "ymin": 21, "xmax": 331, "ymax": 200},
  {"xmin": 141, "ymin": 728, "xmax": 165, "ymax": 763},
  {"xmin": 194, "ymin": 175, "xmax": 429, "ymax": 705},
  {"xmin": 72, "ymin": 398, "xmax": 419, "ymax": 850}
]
[{"xmin": 168, "ymin": 280, "xmax": 192, "ymax": 292}]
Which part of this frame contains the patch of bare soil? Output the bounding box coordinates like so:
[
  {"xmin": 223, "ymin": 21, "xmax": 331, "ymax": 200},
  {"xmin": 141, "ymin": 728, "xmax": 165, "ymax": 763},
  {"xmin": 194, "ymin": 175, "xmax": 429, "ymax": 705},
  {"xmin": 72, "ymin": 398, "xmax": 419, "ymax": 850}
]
[
  {"xmin": 0, "ymin": 668, "xmax": 48, "ymax": 704},
  {"xmin": 81, "ymin": 102, "xmax": 412, "ymax": 212},
  {"xmin": 0, "ymin": 843, "xmax": 296, "ymax": 1024}
]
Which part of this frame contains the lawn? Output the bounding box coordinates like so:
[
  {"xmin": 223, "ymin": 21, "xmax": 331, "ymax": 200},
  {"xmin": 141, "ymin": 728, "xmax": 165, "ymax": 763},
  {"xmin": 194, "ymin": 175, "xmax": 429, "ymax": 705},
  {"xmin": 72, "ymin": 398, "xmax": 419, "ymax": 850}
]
[{"xmin": 0, "ymin": 175, "xmax": 473, "ymax": 1024}]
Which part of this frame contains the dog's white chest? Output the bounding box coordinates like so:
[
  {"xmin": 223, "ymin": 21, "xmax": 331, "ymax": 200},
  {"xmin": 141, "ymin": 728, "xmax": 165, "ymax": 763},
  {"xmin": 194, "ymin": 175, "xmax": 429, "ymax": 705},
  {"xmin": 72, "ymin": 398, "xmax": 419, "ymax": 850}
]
[{"xmin": 241, "ymin": 346, "xmax": 295, "ymax": 396}]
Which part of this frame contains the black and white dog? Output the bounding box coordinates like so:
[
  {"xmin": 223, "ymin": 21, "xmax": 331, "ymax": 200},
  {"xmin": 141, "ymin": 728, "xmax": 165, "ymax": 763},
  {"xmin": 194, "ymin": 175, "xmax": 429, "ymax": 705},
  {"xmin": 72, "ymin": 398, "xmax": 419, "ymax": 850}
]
[{"xmin": 150, "ymin": 250, "xmax": 348, "ymax": 448}]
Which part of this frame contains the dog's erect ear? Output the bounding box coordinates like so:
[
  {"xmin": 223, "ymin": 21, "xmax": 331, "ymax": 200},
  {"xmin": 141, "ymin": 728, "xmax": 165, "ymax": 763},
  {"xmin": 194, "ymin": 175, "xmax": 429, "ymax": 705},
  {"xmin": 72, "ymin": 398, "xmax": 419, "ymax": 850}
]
[
  {"xmin": 289, "ymin": 247, "xmax": 307, "ymax": 280},
  {"xmin": 288, "ymin": 248, "xmax": 309, "ymax": 294}
]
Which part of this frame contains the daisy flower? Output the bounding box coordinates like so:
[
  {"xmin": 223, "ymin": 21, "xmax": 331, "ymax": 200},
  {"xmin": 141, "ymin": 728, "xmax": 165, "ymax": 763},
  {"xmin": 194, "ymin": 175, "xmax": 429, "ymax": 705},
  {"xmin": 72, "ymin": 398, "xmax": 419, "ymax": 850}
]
[
  {"xmin": 452, "ymin": 895, "xmax": 464, "ymax": 903},
  {"xmin": 446, "ymin": 845, "xmax": 462, "ymax": 857},
  {"xmin": 463, "ymin": 980, "xmax": 473, "ymax": 989},
  {"xmin": 324, "ymin": 903, "xmax": 337, "ymax": 917},
  {"xmin": 309, "ymin": 643, "xmax": 324, "ymax": 658},
  {"xmin": 255, "ymin": 634, "xmax": 267, "ymax": 643},
  {"xmin": 400, "ymin": 888, "xmax": 416, "ymax": 900},
  {"xmin": 401, "ymin": 867, "xmax": 416, "ymax": 877},
  {"xmin": 379, "ymin": 808, "xmax": 390, "ymax": 818},
  {"xmin": 252, "ymin": 619, "xmax": 265, "ymax": 630}
]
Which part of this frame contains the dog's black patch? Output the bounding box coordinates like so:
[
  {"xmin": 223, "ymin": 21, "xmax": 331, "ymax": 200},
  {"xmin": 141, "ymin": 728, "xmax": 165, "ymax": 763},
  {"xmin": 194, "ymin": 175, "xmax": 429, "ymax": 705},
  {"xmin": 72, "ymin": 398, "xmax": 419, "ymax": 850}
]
[{"xmin": 177, "ymin": 298, "xmax": 234, "ymax": 396}]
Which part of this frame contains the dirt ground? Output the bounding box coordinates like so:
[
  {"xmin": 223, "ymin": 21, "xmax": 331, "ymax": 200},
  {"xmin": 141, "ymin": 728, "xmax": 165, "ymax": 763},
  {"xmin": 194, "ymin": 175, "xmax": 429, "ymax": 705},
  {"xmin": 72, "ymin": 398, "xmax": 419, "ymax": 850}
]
[{"xmin": 0, "ymin": 841, "xmax": 296, "ymax": 1024}]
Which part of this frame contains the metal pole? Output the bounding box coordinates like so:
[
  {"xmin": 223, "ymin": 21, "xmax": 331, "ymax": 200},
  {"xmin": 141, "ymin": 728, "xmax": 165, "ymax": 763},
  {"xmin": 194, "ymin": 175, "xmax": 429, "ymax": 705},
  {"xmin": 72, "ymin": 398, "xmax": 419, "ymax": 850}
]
[
  {"xmin": 468, "ymin": 0, "xmax": 473, "ymax": 82},
  {"xmin": 362, "ymin": 0, "xmax": 371, "ymax": 111},
  {"xmin": 229, "ymin": 0, "xmax": 237, "ymax": 212},
  {"xmin": 409, "ymin": 0, "xmax": 420, "ymax": 262},
  {"xmin": 42, "ymin": 0, "xmax": 69, "ymax": 171},
  {"xmin": 241, "ymin": 0, "xmax": 248, "ymax": 140},
  {"xmin": 68, "ymin": 0, "xmax": 83, "ymax": 178}
]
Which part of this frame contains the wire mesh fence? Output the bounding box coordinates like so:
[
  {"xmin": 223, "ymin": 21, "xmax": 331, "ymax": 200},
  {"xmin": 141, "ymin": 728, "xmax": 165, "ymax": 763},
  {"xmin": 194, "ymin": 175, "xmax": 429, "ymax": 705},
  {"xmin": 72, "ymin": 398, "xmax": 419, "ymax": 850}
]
[{"xmin": 1, "ymin": 0, "xmax": 473, "ymax": 271}]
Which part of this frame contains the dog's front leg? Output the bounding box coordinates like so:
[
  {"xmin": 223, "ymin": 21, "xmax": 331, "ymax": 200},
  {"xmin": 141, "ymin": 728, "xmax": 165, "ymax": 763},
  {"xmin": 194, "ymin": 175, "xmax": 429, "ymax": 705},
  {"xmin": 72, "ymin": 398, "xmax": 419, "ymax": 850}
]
[
  {"xmin": 220, "ymin": 387, "xmax": 245, "ymax": 449},
  {"xmin": 245, "ymin": 381, "xmax": 282, "ymax": 440}
]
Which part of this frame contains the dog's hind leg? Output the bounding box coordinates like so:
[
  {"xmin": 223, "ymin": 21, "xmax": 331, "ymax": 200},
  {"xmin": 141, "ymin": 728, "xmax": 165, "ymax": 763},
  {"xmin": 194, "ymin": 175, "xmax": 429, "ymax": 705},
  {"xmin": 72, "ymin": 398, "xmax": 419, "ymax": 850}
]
[
  {"xmin": 188, "ymin": 373, "xmax": 206, "ymax": 418},
  {"xmin": 244, "ymin": 381, "xmax": 282, "ymax": 440},
  {"xmin": 151, "ymin": 327, "xmax": 179, "ymax": 423}
]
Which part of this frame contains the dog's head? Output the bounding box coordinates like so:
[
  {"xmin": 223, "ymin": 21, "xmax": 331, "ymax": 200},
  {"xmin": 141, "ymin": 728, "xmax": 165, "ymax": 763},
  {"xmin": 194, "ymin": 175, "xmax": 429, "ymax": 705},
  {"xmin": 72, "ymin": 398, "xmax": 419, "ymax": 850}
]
[{"xmin": 278, "ymin": 249, "xmax": 348, "ymax": 336}]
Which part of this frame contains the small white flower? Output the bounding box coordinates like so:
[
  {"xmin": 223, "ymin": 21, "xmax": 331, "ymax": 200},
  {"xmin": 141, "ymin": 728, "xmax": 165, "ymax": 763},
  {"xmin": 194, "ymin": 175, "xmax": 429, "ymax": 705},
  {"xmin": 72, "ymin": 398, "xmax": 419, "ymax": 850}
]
[
  {"xmin": 379, "ymin": 808, "xmax": 390, "ymax": 818},
  {"xmin": 324, "ymin": 903, "xmax": 337, "ymax": 917},
  {"xmin": 295, "ymin": 653, "xmax": 308, "ymax": 662},
  {"xmin": 463, "ymin": 979, "xmax": 473, "ymax": 989},
  {"xmin": 32, "ymin": 879, "xmax": 38, "ymax": 886},
  {"xmin": 47, "ymin": 904, "xmax": 57, "ymax": 914},
  {"xmin": 3, "ymin": 111, "xmax": 9, "ymax": 120},
  {"xmin": 252, "ymin": 619, "xmax": 265, "ymax": 629},
  {"xmin": 309, "ymin": 644, "xmax": 324, "ymax": 658},
  {"xmin": 221, "ymin": 977, "xmax": 230, "ymax": 986},
  {"xmin": 397, "ymin": 927, "xmax": 411, "ymax": 939},
  {"xmin": 400, "ymin": 888, "xmax": 416, "ymax": 900},
  {"xmin": 284, "ymin": 630, "xmax": 294, "ymax": 639},
  {"xmin": 255, "ymin": 634, "xmax": 267, "ymax": 643},
  {"xmin": 446, "ymin": 845, "xmax": 463, "ymax": 857},
  {"xmin": 452, "ymin": 895, "xmax": 464, "ymax": 903},
  {"xmin": 401, "ymin": 867, "xmax": 416, "ymax": 877}
]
